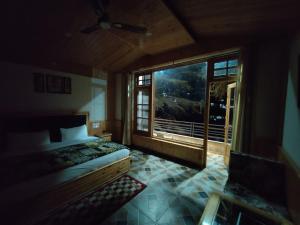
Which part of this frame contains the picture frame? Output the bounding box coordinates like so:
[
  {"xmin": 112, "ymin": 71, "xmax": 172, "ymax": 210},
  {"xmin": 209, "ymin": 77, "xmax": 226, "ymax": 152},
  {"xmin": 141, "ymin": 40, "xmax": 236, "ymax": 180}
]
[
  {"xmin": 33, "ymin": 73, "xmax": 45, "ymax": 93},
  {"xmin": 46, "ymin": 74, "xmax": 72, "ymax": 94}
]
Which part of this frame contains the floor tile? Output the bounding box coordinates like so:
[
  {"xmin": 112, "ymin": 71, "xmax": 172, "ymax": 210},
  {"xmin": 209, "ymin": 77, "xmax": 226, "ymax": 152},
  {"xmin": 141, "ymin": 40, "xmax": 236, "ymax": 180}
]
[{"xmin": 101, "ymin": 150, "xmax": 228, "ymax": 225}]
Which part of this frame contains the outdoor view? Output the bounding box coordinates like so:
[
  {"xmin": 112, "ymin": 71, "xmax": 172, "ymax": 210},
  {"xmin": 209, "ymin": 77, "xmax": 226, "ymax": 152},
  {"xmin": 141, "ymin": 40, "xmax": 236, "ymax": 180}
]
[
  {"xmin": 153, "ymin": 59, "xmax": 238, "ymax": 143},
  {"xmin": 154, "ymin": 62, "xmax": 207, "ymax": 122},
  {"xmin": 153, "ymin": 62, "xmax": 207, "ymax": 142}
]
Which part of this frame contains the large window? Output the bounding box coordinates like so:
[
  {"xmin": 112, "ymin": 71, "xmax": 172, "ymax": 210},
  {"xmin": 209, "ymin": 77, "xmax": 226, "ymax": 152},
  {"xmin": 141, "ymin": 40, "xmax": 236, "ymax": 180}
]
[
  {"xmin": 133, "ymin": 54, "xmax": 240, "ymax": 145},
  {"xmin": 153, "ymin": 63, "xmax": 207, "ymax": 143}
]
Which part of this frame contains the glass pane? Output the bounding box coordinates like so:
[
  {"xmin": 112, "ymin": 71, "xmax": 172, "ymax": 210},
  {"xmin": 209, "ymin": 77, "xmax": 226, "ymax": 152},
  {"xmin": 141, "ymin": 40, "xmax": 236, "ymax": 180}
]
[
  {"xmin": 138, "ymin": 80, "xmax": 144, "ymax": 86},
  {"xmin": 137, "ymin": 105, "xmax": 142, "ymax": 117},
  {"xmin": 142, "ymin": 105, "xmax": 149, "ymax": 118},
  {"xmin": 214, "ymin": 69, "xmax": 227, "ymax": 77},
  {"xmin": 137, "ymin": 91, "xmax": 143, "ymax": 104},
  {"xmin": 137, "ymin": 90, "xmax": 149, "ymax": 104},
  {"xmin": 228, "ymin": 68, "xmax": 238, "ymax": 75},
  {"xmin": 143, "ymin": 93, "xmax": 149, "ymax": 103},
  {"xmin": 145, "ymin": 79, "xmax": 151, "ymax": 86},
  {"xmin": 228, "ymin": 59, "xmax": 238, "ymax": 67},
  {"xmin": 214, "ymin": 61, "xmax": 227, "ymax": 69},
  {"xmin": 137, "ymin": 118, "xmax": 142, "ymax": 130},
  {"xmin": 145, "ymin": 74, "xmax": 151, "ymax": 79},
  {"xmin": 153, "ymin": 62, "xmax": 207, "ymax": 141},
  {"xmin": 142, "ymin": 119, "xmax": 148, "ymax": 131},
  {"xmin": 138, "ymin": 76, "xmax": 143, "ymax": 81},
  {"xmin": 137, "ymin": 118, "xmax": 148, "ymax": 132}
]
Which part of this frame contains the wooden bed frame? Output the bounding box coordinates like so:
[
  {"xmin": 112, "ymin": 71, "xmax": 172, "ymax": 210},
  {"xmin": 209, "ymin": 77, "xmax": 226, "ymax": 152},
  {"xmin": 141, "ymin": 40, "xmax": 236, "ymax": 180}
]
[
  {"xmin": 7, "ymin": 157, "xmax": 131, "ymax": 225},
  {"xmin": 0, "ymin": 113, "xmax": 131, "ymax": 225}
]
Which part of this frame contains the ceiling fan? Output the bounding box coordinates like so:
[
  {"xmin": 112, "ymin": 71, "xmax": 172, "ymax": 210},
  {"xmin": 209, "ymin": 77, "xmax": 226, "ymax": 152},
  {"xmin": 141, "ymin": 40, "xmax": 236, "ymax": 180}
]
[{"xmin": 81, "ymin": 0, "xmax": 149, "ymax": 35}]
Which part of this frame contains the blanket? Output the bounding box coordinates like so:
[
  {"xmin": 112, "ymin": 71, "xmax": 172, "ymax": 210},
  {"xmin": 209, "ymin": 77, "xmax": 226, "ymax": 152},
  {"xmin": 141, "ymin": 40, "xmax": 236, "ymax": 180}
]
[{"xmin": 0, "ymin": 140, "xmax": 128, "ymax": 190}]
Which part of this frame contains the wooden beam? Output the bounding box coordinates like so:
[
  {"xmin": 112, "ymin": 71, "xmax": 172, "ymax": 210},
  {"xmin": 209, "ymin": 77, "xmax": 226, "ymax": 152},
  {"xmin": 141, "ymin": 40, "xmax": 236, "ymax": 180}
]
[{"xmin": 161, "ymin": 0, "xmax": 196, "ymax": 43}]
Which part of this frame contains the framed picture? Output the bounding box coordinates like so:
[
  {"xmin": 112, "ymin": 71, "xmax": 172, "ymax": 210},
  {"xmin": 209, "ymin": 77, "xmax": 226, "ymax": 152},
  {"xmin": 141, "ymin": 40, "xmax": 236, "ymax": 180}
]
[
  {"xmin": 33, "ymin": 73, "xmax": 45, "ymax": 93},
  {"xmin": 46, "ymin": 74, "xmax": 72, "ymax": 94}
]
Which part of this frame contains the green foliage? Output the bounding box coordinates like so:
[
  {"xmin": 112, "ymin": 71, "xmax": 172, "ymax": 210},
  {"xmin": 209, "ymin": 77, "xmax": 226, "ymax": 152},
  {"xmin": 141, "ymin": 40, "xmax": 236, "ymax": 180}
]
[{"xmin": 154, "ymin": 63, "xmax": 207, "ymax": 122}]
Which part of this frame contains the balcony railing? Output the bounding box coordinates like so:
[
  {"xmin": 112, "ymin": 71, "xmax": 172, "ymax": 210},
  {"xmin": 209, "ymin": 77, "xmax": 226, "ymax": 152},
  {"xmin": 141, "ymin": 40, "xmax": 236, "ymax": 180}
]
[{"xmin": 153, "ymin": 118, "xmax": 232, "ymax": 142}]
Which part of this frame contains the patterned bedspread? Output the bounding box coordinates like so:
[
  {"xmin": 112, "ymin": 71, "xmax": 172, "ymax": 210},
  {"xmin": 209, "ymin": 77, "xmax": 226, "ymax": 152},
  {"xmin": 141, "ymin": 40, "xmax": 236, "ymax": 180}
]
[{"xmin": 0, "ymin": 140, "xmax": 128, "ymax": 190}]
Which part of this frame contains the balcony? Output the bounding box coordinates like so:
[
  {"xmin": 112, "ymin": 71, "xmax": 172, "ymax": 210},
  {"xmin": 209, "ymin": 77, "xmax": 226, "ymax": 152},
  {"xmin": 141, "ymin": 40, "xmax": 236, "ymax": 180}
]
[{"xmin": 153, "ymin": 118, "xmax": 232, "ymax": 155}]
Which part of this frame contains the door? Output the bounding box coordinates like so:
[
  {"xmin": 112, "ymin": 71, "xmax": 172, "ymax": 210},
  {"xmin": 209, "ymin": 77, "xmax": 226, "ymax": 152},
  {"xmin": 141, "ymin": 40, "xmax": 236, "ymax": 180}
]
[{"xmin": 224, "ymin": 82, "xmax": 237, "ymax": 165}]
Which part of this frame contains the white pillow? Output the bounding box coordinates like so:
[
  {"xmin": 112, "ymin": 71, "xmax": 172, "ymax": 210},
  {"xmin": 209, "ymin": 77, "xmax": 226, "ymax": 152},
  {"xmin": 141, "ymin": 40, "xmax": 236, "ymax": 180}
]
[
  {"xmin": 60, "ymin": 124, "xmax": 88, "ymax": 141},
  {"xmin": 6, "ymin": 130, "xmax": 51, "ymax": 149}
]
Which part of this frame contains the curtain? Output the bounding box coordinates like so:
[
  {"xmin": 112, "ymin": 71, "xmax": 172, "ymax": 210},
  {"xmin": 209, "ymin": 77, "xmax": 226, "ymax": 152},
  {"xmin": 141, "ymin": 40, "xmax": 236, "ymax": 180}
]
[{"xmin": 122, "ymin": 72, "xmax": 135, "ymax": 145}]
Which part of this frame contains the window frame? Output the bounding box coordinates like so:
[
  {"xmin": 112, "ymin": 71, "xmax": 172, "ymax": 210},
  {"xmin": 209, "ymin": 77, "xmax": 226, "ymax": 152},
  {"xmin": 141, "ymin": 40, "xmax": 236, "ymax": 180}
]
[
  {"xmin": 208, "ymin": 54, "xmax": 240, "ymax": 82},
  {"xmin": 134, "ymin": 72, "xmax": 153, "ymax": 136}
]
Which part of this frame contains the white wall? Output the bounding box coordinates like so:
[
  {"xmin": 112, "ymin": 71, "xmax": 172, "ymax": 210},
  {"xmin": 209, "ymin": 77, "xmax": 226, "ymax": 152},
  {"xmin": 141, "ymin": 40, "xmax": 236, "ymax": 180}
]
[
  {"xmin": 0, "ymin": 61, "xmax": 107, "ymax": 121},
  {"xmin": 283, "ymin": 35, "xmax": 300, "ymax": 167}
]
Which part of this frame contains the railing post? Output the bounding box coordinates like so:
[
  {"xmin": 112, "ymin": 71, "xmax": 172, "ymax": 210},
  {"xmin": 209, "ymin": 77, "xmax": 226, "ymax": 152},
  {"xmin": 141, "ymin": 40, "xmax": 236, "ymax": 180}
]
[{"xmin": 191, "ymin": 122, "xmax": 194, "ymax": 137}]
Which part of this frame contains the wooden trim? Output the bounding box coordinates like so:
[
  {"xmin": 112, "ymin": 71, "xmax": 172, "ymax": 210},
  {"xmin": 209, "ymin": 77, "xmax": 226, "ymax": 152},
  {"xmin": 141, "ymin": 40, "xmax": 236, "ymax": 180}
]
[
  {"xmin": 200, "ymin": 192, "xmax": 294, "ymax": 225},
  {"xmin": 159, "ymin": 0, "xmax": 196, "ymax": 43},
  {"xmin": 129, "ymin": 47, "xmax": 241, "ymax": 74},
  {"xmin": 73, "ymin": 111, "xmax": 89, "ymax": 126},
  {"xmin": 10, "ymin": 157, "xmax": 131, "ymax": 225},
  {"xmin": 203, "ymin": 80, "xmax": 211, "ymax": 167},
  {"xmin": 198, "ymin": 193, "xmax": 221, "ymax": 225},
  {"xmin": 132, "ymin": 134, "xmax": 204, "ymax": 168}
]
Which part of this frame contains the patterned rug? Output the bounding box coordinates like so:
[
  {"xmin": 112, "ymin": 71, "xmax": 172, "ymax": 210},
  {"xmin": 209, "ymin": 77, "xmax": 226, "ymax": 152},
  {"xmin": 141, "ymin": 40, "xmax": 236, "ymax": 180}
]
[{"xmin": 33, "ymin": 175, "xmax": 146, "ymax": 225}]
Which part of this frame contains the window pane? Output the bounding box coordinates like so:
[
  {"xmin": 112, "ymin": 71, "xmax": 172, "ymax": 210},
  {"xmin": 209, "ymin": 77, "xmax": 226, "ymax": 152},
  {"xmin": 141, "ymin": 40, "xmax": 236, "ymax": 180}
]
[
  {"xmin": 137, "ymin": 105, "xmax": 142, "ymax": 117},
  {"xmin": 137, "ymin": 118, "xmax": 148, "ymax": 132},
  {"xmin": 137, "ymin": 90, "xmax": 149, "ymax": 104},
  {"xmin": 228, "ymin": 59, "xmax": 238, "ymax": 67},
  {"xmin": 153, "ymin": 62, "xmax": 207, "ymax": 142},
  {"xmin": 214, "ymin": 69, "xmax": 227, "ymax": 77},
  {"xmin": 142, "ymin": 105, "xmax": 149, "ymax": 117},
  {"xmin": 145, "ymin": 79, "xmax": 151, "ymax": 85},
  {"xmin": 142, "ymin": 119, "xmax": 148, "ymax": 131},
  {"xmin": 137, "ymin": 118, "xmax": 142, "ymax": 130},
  {"xmin": 143, "ymin": 93, "xmax": 149, "ymax": 103},
  {"xmin": 214, "ymin": 61, "xmax": 227, "ymax": 69},
  {"xmin": 137, "ymin": 75, "xmax": 151, "ymax": 86},
  {"xmin": 228, "ymin": 68, "xmax": 238, "ymax": 75},
  {"xmin": 137, "ymin": 91, "xmax": 143, "ymax": 104}
]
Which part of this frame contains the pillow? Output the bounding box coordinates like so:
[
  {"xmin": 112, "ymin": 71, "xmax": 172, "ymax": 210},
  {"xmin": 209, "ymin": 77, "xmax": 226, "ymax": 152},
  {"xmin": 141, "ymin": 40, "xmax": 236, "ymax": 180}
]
[
  {"xmin": 60, "ymin": 124, "xmax": 88, "ymax": 141},
  {"xmin": 6, "ymin": 130, "xmax": 51, "ymax": 150}
]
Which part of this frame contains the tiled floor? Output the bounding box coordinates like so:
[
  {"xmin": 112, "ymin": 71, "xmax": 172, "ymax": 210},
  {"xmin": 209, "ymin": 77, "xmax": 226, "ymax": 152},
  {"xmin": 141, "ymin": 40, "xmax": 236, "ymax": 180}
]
[{"xmin": 101, "ymin": 150, "xmax": 228, "ymax": 225}]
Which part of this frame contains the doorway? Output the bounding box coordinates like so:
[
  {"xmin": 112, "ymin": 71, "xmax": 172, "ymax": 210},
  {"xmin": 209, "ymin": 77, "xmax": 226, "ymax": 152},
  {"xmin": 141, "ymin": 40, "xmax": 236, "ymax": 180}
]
[{"xmin": 206, "ymin": 80, "xmax": 238, "ymax": 166}]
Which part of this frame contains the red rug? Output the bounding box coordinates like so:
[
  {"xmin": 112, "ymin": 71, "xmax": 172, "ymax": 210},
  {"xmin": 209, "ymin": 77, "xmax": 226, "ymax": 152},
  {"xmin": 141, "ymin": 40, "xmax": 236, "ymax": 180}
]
[{"xmin": 33, "ymin": 175, "xmax": 146, "ymax": 225}]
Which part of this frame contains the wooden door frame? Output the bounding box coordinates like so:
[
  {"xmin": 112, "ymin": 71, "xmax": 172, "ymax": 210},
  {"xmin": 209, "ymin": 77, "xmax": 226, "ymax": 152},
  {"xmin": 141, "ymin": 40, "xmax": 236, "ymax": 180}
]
[{"xmin": 224, "ymin": 82, "xmax": 237, "ymax": 144}]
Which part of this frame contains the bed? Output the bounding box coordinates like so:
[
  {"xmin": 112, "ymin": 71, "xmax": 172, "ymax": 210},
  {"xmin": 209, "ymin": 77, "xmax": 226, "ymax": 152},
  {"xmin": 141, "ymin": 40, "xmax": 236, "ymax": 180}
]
[{"xmin": 0, "ymin": 114, "xmax": 130, "ymax": 225}]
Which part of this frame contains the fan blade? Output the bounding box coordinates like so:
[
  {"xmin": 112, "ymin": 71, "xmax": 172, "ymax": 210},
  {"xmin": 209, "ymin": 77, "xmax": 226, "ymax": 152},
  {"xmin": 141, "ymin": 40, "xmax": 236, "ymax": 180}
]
[
  {"xmin": 80, "ymin": 24, "xmax": 99, "ymax": 34},
  {"xmin": 112, "ymin": 22, "xmax": 147, "ymax": 34}
]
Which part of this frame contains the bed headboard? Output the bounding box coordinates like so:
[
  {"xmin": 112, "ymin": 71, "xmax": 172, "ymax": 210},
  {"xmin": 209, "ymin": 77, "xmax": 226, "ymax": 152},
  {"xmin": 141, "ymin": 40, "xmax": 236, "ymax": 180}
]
[{"xmin": 1, "ymin": 113, "xmax": 88, "ymax": 142}]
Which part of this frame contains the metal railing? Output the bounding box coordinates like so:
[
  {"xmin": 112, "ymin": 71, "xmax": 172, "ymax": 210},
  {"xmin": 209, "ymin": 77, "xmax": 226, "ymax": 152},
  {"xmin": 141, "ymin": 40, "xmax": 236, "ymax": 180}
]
[{"xmin": 153, "ymin": 118, "xmax": 232, "ymax": 142}]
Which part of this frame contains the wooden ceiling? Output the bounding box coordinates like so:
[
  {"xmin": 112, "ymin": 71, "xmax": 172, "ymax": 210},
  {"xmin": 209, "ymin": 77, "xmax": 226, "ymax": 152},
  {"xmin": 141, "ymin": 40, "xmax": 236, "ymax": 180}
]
[
  {"xmin": 164, "ymin": 0, "xmax": 300, "ymax": 39},
  {"xmin": 0, "ymin": 0, "xmax": 300, "ymax": 75}
]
